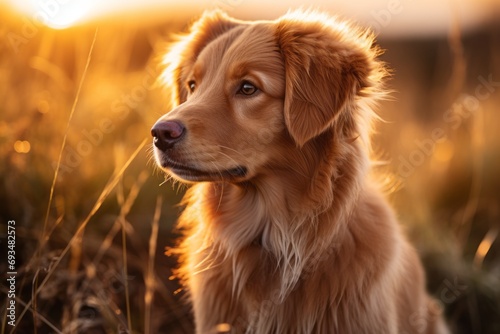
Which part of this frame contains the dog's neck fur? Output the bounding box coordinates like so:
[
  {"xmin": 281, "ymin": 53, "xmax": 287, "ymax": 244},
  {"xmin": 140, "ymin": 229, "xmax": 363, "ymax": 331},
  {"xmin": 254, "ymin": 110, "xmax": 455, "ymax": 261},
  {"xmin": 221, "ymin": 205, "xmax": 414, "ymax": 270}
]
[{"xmin": 176, "ymin": 122, "xmax": 370, "ymax": 301}]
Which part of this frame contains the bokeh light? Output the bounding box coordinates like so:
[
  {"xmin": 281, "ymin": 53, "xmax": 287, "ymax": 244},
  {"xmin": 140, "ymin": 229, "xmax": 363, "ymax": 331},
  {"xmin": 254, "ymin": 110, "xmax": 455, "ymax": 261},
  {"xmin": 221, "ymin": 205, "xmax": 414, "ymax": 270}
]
[{"xmin": 14, "ymin": 140, "xmax": 31, "ymax": 153}]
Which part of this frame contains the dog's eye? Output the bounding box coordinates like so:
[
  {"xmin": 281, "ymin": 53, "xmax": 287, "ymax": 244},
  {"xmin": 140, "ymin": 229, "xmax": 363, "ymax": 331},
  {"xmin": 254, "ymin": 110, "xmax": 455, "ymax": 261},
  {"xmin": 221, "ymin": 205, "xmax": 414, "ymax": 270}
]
[
  {"xmin": 238, "ymin": 81, "xmax": 258, "ymax": 96},
  {"xmin": 187, "ymin": 80, "xmax": 196, "ymax": 93}
]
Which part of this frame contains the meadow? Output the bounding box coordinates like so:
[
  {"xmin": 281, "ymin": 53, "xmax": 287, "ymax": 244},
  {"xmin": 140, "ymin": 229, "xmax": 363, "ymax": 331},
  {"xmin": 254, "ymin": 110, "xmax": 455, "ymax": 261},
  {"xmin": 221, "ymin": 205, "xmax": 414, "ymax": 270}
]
[{"xmin": 0, "ymin": 3, "xmax": 499, "ymax": 333}]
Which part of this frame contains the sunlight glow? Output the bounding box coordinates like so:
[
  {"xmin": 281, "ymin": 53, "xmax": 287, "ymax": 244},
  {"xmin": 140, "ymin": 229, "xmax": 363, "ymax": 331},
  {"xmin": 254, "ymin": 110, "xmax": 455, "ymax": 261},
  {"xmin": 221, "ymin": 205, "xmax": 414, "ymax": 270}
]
[
  {"xmin": 433, "ymin": 140, "xmax": 454, "ymax": 162},
  {"xmin": 5, "ymin": 0, "xmax": 497, "ymax": 36},
  {"xmin": 6, "ymin": 0, "xmax": 96, "ymax": 29},
  {"xmin": 5, "ymin": 0, "xmax": 197, "ymax": 30}
]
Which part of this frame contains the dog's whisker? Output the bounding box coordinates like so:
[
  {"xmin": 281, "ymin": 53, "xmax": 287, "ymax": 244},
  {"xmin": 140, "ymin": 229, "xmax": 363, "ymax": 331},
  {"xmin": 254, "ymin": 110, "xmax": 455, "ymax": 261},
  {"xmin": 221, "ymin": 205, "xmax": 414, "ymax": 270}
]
[
  {"xmin": 216, "ymin": 144, "xmax": 248, "ymax": 160},
  {"xmin": 212, "ymin": 148, "xmax": 243, "ymax": 171},
  {"xmin": 159, "ymin": 176, "xmax": 169, "ymax": 187}
]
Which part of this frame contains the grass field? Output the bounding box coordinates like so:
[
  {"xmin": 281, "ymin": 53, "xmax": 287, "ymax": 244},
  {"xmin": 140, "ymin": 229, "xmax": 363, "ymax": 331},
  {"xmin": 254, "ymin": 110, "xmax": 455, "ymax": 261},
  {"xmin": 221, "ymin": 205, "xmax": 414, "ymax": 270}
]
[{"xmin": 0, "ymin": 3, "xmax": 499, "ymax": 333}]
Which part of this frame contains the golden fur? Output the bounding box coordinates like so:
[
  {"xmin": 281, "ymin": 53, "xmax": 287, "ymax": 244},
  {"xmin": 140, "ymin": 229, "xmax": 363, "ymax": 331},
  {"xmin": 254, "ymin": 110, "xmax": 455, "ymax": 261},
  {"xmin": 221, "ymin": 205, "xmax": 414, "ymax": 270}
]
[{"xmin": 152, "ymin": 10, "xmax": 449, "ymax": 334}]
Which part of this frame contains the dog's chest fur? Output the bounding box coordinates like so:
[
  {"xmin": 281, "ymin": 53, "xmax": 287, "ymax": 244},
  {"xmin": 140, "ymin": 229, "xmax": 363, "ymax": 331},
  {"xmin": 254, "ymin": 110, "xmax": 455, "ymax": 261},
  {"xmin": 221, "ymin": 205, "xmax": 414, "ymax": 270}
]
[{"xmin": 175, "ymin": 182, "xmax": 430, "ymax": 334}]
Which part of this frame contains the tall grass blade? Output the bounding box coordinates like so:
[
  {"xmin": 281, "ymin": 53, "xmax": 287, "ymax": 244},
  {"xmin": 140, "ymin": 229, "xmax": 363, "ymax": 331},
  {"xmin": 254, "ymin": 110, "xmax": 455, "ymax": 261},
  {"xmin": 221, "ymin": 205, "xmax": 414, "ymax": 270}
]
[{"xmin": 145, "ymin": 196, "xmax": 162, "ymax": 334}]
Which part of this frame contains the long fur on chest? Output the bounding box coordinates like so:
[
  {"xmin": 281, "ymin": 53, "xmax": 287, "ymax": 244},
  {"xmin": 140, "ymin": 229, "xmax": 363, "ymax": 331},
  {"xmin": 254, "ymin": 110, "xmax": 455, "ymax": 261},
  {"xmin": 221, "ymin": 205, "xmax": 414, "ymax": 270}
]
[{"xmin": 171, "ymin": 144, "xmax": 417, "ymax": 333}]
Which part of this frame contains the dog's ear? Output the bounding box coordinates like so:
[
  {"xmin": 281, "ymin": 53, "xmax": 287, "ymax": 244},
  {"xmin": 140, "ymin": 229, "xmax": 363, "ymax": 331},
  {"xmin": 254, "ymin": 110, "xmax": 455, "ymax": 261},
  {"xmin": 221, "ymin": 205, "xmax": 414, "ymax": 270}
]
[
  {"xmin": 162, "ymin": 10, "xmax": 240, "ymax": 106},
  {"xmin": 275, "ymin": 12, "xmax": 375, "ymax": 146}
]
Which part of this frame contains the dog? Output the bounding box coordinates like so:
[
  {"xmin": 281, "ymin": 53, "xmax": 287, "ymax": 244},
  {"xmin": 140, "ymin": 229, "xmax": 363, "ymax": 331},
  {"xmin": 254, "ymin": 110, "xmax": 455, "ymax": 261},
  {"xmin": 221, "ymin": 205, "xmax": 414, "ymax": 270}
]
[{"xmin": 151, "ymin": 9, "xmax": 449, "ymax": 334}]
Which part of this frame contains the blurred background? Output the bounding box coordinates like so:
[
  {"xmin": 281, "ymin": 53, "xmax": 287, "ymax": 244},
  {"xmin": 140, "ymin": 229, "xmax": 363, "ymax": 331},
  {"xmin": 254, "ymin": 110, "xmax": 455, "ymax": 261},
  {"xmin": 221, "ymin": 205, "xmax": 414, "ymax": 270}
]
[{"xmin": 0, "ymin": 0, "xmax": 499, "ymax": 333}]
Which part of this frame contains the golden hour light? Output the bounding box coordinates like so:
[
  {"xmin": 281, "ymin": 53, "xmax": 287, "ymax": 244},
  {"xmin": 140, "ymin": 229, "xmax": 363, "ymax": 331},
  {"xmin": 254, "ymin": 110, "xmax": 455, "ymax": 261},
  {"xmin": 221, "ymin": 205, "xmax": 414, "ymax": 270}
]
[
  {"xmin": 14, "ymin": 140, "xmax": 31, "ymax": 153},
  {"xmin": 6, "ymin": 0, "xmax": 96, "ymax": 29},
  {"xmin": 4, "ymin": 0, "xmax": 199, "ymax": 30},
  {"xmin": 433, "ymin": 140, "xmax": 455, "ymax": 163},
  {"xmin": 1, "ymin": 1, "xmax": 499, "ymax": 332}
]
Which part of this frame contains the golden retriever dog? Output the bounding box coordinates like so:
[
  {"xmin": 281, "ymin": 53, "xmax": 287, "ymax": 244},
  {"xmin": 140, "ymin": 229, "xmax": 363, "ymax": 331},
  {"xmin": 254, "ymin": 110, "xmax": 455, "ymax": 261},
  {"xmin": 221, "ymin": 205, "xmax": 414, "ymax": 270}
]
[{"xmin": 151, "ymin": 9, "xmax": 449, "ymax": 334}]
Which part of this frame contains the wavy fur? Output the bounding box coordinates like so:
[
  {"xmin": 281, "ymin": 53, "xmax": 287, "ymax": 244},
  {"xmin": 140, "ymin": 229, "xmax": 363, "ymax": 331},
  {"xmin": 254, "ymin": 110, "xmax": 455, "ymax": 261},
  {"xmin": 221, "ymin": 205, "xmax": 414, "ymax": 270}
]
[{"xmin": 154, "ymin": 9, "xmax": 449, "ymax": 334}]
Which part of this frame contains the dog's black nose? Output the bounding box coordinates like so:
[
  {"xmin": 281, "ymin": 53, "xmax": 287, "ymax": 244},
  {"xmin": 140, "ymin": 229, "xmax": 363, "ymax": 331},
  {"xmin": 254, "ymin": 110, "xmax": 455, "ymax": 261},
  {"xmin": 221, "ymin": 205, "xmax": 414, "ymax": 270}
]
[{"xmin": 151, "ymin": 120, "xmax": 185, "ymax": 151}]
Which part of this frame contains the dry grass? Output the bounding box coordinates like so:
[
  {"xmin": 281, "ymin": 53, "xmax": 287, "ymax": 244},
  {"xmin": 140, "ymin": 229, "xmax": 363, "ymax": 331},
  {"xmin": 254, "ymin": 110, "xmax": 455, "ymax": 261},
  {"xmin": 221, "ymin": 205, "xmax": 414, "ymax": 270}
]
[{"xmin": 0, "ymin": 6, "xmax": 499, "ymax": 334}]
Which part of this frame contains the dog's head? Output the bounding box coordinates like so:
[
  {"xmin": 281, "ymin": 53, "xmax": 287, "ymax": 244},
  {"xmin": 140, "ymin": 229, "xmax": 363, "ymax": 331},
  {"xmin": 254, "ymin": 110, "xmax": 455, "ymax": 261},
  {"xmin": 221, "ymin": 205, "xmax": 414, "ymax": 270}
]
[{"xmin": 152, "ymin": 10, "xmax": 383, "ymax": 184}]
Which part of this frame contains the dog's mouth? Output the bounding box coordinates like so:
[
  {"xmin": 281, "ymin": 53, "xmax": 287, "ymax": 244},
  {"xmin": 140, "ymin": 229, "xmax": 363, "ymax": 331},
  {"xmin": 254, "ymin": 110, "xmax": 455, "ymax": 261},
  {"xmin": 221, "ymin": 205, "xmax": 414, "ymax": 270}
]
[{"xmin": 158, "ymin": 155, "xmax": 247, "ymax": 182}]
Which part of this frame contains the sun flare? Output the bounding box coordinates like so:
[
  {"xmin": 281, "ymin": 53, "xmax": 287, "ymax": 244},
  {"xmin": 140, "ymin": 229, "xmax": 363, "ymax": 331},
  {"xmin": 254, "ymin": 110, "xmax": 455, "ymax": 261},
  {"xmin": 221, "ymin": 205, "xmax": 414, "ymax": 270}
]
[{"xmin": 6, "ymin": 0, "xmax": 96, "ymax": 29}]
